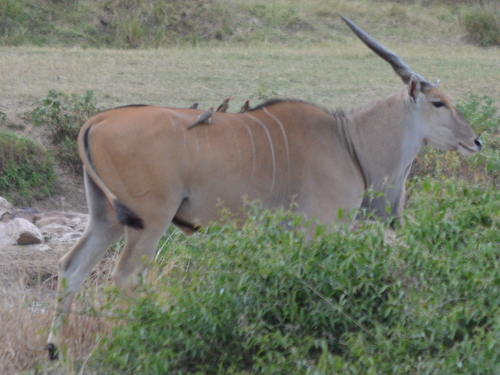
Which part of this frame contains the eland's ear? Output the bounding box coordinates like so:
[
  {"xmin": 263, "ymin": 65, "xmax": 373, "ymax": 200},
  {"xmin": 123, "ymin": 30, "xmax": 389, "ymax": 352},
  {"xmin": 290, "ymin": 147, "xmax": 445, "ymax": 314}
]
[{"xmin": 408, "ymin": 75, "xmax": 421, "ymax": 103}]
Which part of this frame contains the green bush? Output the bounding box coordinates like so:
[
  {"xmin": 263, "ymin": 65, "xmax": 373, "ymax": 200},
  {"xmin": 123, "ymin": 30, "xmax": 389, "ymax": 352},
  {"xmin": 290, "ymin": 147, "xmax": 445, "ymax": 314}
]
[
  {"xmin": 456, "ymin": 94, "xmax": 500, "ymax": 134},
  {"xmin": 92, "ymin": 180, "xmax": 500, "ymax": 373},
  {"xmin": 32, "ymin": 89, "xmax": 100, "ymax": 174},
  {"xmin": 461, "ymin": 3, "xmax": 500, "ymax": 47},
  {"xmin": 0, "ymin": 129, "xmax": 56, "ymax": 204}
]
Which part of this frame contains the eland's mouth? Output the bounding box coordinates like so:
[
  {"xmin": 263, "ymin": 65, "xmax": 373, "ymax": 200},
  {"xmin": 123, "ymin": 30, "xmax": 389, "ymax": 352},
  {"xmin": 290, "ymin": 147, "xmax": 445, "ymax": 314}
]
[{"xmin": 458, "ymin": 139, "xmax": 481, "ymax": 155}]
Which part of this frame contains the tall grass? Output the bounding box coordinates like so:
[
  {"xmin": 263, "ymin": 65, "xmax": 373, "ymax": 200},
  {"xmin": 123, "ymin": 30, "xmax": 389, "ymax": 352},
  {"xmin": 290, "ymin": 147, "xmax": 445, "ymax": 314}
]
[
  {"xmin": 460, "ymin": 1, "xmax": 500, "ymax": 47},
  {"xmin": 0, "ymin": 247, "xmax": 120, "ymax": 375}
]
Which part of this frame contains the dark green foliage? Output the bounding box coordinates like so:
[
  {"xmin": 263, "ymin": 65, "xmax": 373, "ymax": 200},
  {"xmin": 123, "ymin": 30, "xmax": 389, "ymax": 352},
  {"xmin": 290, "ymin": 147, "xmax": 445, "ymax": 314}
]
[
  {"xmin": 96, "ymin": 210, "xmax": 400, "ymax": 374},
  {"xmin": 0, "ymin": 129, "xmax": 56, "ymax": 204},
  {"xmin": 32, "ymin": 89, "xmax": 100, "ymax": 174},
  {"xmin": 93, "ymin": 179, "xmax": 500, "ymax": 373}
]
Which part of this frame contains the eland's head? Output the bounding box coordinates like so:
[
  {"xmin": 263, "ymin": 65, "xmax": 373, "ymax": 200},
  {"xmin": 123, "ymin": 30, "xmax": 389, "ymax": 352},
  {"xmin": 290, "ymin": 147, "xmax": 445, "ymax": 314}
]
[{"xmin": 341, "ymin": 15, "xmax": 481, "ymax": 156}]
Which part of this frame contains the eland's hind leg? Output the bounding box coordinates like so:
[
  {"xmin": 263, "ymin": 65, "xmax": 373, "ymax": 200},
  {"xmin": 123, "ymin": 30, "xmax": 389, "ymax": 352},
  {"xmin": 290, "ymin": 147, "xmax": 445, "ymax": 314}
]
[
  {"xmin": 47, "ymin": 173, "xmax": 124, "ymax": 360},
  {"xmin": 111, "ymin": 207, "xmax": 178, "ymax": 291}
]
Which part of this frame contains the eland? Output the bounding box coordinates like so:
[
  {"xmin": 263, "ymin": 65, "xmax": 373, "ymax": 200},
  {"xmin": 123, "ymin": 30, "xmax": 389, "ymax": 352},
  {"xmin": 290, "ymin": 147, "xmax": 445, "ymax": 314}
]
[{"xmin": 46, "ymin": 16, "xmax": 481, "ymax": 360}]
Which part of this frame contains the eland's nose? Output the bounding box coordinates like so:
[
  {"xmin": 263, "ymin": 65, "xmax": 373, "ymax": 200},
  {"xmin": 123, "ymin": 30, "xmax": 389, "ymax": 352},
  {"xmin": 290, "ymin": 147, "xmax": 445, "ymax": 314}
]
[{"xmin": 474, "ymin": 137, "xmax": 482, "ymax": 150}]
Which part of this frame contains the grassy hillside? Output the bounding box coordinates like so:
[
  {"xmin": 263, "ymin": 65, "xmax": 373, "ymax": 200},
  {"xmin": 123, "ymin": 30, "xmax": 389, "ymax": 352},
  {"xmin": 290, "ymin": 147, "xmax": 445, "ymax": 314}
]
[{"xmin": 0, "ymin": 0, "xmax": 499, "ymax": 48}]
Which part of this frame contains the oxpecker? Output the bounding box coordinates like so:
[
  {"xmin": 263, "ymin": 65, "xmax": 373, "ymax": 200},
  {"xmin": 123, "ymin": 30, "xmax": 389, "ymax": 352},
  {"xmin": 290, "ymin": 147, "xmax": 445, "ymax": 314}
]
[
  {"xmin": 187, "ymin": 107, "xmax": 215, "ymax": 130},
  {"xmin": 216, "ymin": 98, "xmax": 231, "ymax": 112},
  {"xmin": 240, "ymin": 100, "xmax": 250, "ymax": 112}
]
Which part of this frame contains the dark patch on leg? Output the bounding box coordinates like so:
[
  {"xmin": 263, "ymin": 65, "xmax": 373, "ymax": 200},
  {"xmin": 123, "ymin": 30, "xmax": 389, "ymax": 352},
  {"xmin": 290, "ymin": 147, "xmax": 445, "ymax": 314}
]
[
  {"xmin": 114, "ymin": 201, "xmax": 144, "ymax": 229},
  {"xmin": 46, "ymin": 343, "xmax": 59, "ymax": 361}
]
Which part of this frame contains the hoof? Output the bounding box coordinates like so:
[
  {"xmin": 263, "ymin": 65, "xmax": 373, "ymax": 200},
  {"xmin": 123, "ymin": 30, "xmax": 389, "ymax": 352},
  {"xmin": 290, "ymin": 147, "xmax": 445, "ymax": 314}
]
[{"xmin": 46, "ymin": 343, "xmax": 59, "ymax": 361}]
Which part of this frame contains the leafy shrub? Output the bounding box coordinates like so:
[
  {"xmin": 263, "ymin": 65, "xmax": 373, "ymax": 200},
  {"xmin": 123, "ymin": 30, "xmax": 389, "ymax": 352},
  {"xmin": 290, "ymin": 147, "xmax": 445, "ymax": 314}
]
[
  {"xmin": 92, "ymin": 180, "xmax": 500, "ymax": 373},
  {"xmin": 456, "ymin": 94, "xmax": 500, "ymax": 134},
  {"xmin": 94, "ymin": 209, "xmax": 399, "ymax": 374},
  {"xmin": 32, "ymin": 89, "xmax": 100, "ymax": 174},
  {"xmin": 0, "ymin": 129, "xmax": 56, "ymax": 204},
  {"xmin": 461, "ymin": 2, "xmax": 500, "ymax": 47}
]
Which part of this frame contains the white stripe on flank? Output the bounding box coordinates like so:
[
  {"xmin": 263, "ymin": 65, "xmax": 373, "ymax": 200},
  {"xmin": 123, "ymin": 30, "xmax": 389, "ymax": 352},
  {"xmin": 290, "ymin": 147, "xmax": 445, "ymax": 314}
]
[
  {"xmin": 263, "ymin": 107, "xmax": 290, "ymax": 187},
  {"xmin": 228, "ymin": 117, "xmax": 243, "ymax": 178},
  {"xmin": 233, "ymin": 117, "xmax": 257, "ymax": 185},
  {"xmin": 244, "ymin": 113, "xmax": 276, "ymax": 195},
  {"xmin": 176, "ymin": 117, "xmax": 188, "ymax": 154}
]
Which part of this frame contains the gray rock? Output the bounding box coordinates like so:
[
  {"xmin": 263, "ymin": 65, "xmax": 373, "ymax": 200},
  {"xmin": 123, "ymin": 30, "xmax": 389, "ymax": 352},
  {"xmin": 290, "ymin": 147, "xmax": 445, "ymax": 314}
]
[
  {"xmin": 0, "ymin": 218, "xmax": 44, "ymax": 246},
  {"xmin": 0, "ymin": 197, "xmax": 14, "ymax": 223}
]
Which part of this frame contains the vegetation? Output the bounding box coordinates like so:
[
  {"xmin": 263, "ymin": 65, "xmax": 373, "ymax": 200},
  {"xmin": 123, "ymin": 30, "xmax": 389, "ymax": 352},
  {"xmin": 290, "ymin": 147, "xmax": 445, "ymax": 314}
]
[
  {"xmin": 0, "ymin": 0, "xmax": 499, "ymax": 48},
  {"xmin": 32, "ymin": 89, "xmax": 100, "ymax": 174},
  {"xmin": 461, "ymin": 2, "xmax": 500, "ymax": 47},
  {"xmin": 0, "ymin": 129, "xmax": 56, "ymax": 204},
  {"xmin": 86, "ymin": 178, "xmax": 500, "ymax": 374}
]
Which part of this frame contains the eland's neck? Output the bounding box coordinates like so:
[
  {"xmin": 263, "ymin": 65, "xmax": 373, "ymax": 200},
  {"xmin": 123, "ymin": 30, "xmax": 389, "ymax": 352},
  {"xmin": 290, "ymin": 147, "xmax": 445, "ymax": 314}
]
[{"xmin": 346, "ymin": 90, "xmax": 424, "ymax": 189}]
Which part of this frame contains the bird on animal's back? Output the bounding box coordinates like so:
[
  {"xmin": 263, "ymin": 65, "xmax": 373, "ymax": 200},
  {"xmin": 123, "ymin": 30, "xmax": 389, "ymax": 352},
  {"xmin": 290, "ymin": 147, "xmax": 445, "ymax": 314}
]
[
  {"xmin": 240, "ymin": 100, "xmax": 250, "ymax": 113},
  {"xmin": 216, "ymin": 98, "xmax": 231, "ymax": 112},
  {"xmin": 187, "ymin": 107, "xmax": 215, "ymax": 130}
]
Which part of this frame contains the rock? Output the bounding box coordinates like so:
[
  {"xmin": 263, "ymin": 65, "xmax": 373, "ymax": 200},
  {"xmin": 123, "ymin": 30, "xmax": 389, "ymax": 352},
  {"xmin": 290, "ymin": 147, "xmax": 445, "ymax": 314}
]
[
  {"xmin": 0, "ymin": 218, "xmax": 44, "ymax": 246},
  {"xmin": 11, "ymin": 207, "xmax": 40, "ymax": 224},
  {"xmin": 39, "ymin": 224, "xmax": 73, "ymax": 239},
  {"xmin": 38, "ymin": 244, "xmax": 51, "ymax": 252},
  {"xmin": 0, "ymin": 205, "xmax": 89, "ymax": 245},
  {"xmin": 0, "ymin": 197, "xmax": 15, "ymax": 223},
  {"xmin": 36, "ymin": 216, "xmax": 74, "ymax": 228},
  {"xmin": 60, "ymin": 232, "xmax": 82, "ymax": 242},
  {"xmin": 0, "ymin": 222, "xmax": 16, "ymax": 245},
  {"xmin": 35, "ymin": 212, "xmax": 88, "ymax": 243}
]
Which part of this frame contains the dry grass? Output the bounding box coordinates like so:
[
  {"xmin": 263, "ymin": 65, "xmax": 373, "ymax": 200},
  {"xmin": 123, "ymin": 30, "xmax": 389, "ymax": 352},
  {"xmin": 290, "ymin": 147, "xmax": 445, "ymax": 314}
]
[
  {"xmin": 0, "ymin": 245, "xmax": 120, "ymax": 374},
  {"xmin": 0, "ymin": 288, "xmax": 114, "ymax": 374},
  {"xmin": 0, "ymin": 41, "xmax": 499, "ymax": 122}
]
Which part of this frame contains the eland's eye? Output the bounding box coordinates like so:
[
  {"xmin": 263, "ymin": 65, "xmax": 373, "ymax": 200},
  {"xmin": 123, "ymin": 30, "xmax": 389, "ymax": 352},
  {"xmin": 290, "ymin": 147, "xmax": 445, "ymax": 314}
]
[{"xmin": 432, "ymin": 101, "xmax": 445, "ymax": 108}]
